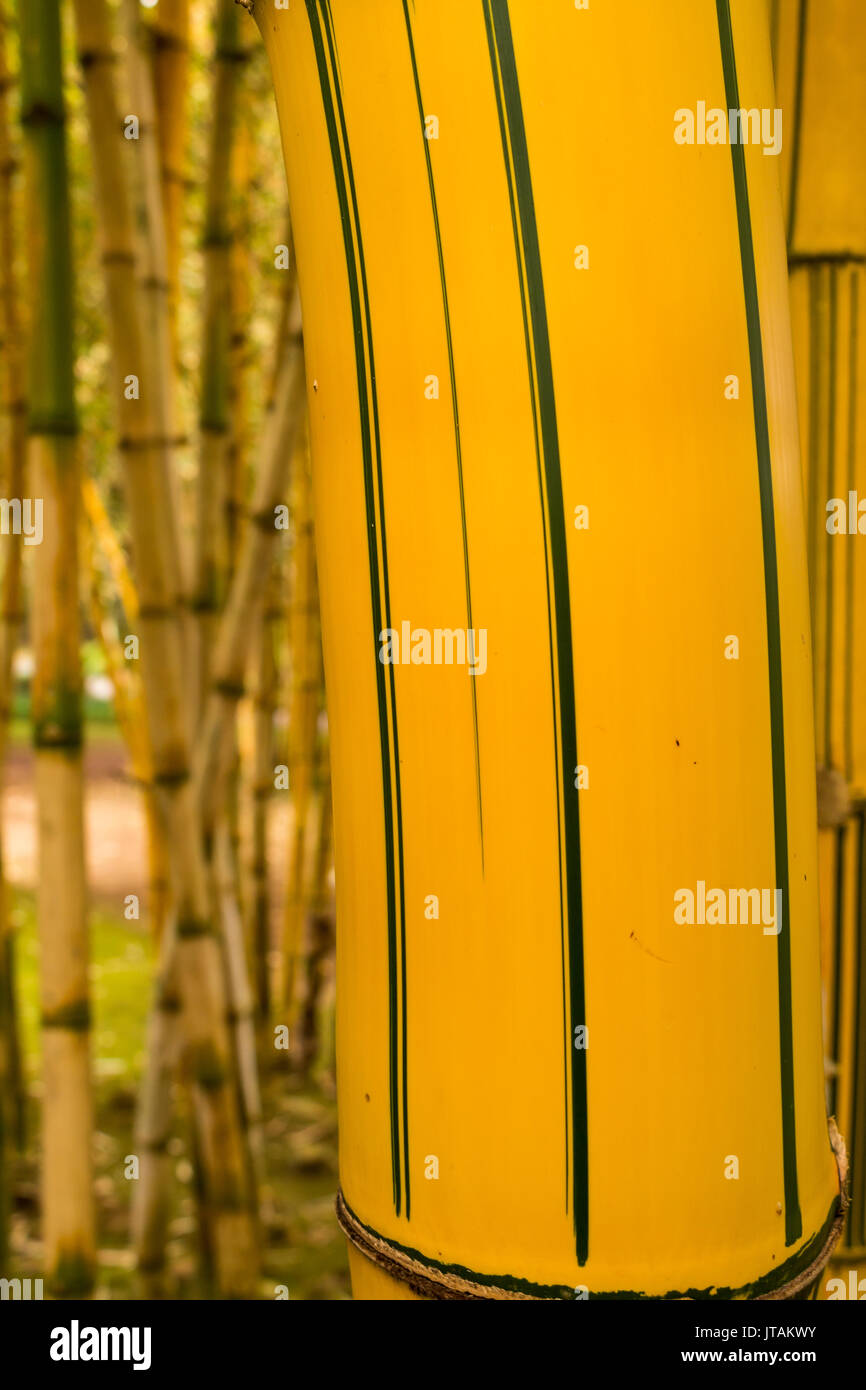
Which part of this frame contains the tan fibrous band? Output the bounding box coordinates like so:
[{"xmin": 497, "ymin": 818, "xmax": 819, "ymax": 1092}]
[{"xmin": 336, "ymin": 1124, "xmax": 848, "ymax": 1302}]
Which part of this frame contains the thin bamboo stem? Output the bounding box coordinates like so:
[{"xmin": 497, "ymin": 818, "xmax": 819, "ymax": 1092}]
[
  {"xmin": 145, "ymin": 0, "xmax": 189, "ymax": 358},
  {"xmin": 18, "ymin": 0, "xmax": 94, "ymax": 1295},
  {"xmin": 192, "ymin": 0, "xmax": 248, "ymax": 722}
]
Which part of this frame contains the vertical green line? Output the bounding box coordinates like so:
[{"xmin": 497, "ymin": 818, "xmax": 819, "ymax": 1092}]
[
  {"xmin": 716, "ymin": 0, "xmax": 801, "ymax": 1245},
  {"xmin": 305, "ymin": 0, "xmax": 408, "ymax": 1217},
  {"xmin": 769, "ymin": 0, "xmax": 780, "ymax": 76},
  {"xmin": 807, "ymin": 268, "xmax": 819, "ymax": 651},
  {"xmin": 786, "ymin": 0, "xmax": 808, "ymax": 252},
  {"xmin": 824, "ymin": 265, "xmax": 838, "ymax": 767},
  {"xmin": 830, "ymin": 823, "xmax": 845, "ymax": 1119},
  {"xmin": 483, "ymin": 0, "xmax": 588, "ymax": 1263},
  {"xmin": 844, "ymin": 271, "xmax": 858, "ymax": 783},
  {"xmin": 401, "ymin": 2, "xmax": 485, "ymax": 869}
]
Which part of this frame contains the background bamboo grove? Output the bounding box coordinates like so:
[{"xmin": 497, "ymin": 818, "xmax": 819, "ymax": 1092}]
[{"xmin": 0, "ymin": 0, "xmax": 860, "ymax": 1303}]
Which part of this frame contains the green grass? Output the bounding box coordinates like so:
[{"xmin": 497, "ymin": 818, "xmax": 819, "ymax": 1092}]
[{"xmin": 13, "ymin": 889, "xmax": 152, "ymax": 1090}]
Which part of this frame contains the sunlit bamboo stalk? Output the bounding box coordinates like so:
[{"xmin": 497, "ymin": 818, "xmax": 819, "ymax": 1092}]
[{"xmin": 255, "ymin": 0, "xmax": 843, "ymax": 1300}]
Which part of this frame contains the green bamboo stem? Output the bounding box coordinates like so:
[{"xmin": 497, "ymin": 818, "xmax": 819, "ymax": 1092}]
[
  {"xmin": 18, "ymin": 0, "xmax": 95, "ymax": 1296},
  {"xmin": 0, "ymin": 5, "xmax": 26, "ymax": 1265}
]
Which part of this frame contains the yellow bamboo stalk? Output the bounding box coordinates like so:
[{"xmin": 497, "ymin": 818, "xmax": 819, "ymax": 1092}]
[
  {"xmin": 254, "ymin": 0, "xmax": 843, "ymax": 1299},
  {"xmin": 82, "ymin": 486, "xmax": 169, "ymax": 940},
  {"xmin": 81, "ymin": 475, "xmax": 139, "ymax": 625},
  {"xmin": 775, "ymin": 0, "xmax": 866, "ymax": 1286}
]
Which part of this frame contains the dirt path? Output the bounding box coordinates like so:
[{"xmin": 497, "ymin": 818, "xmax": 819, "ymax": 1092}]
[{"xmin": 2, "ymin": 739, "xmax": 290, "ymax": 911}]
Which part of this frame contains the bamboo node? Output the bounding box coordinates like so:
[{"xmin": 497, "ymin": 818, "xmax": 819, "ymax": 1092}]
[{"xmin": 42, "ymin": 999, "xmax": 91, "ymax": 1032}]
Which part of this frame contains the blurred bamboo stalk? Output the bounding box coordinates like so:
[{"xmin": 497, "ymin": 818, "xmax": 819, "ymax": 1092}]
[
  {"xmin": 75, "ymin": 0, "xmax": 259, "ymax": 1298},
  {"xmin": 282, "ymin": 438, "xmax": 322, "ymax": 1022},
  {"xmin": 775, "ymin": 0, "xmax": 866, "ymax": 1273},
  {"xmin": 297, "ymin": 775, "xmax": 333, "ymax": 1078},
  {"xmin": 191, "ymin": 293, "xmax": 306, "ymax": 838},
  {"xmin": 145, "ymin": 0, "xmax": 189, "ymax": 359},
  {"xmin": 81, "ymin": 477, "xmax": 169, "ymax": 940},
  {"xmin": 0, "ymin": 0, "xmax": 25, "ymax": 725},
  {"xmin": 192, "ymin": 0, "xmax": 247, "ymax": 723},
  {"xmin": 121, "ymin": 0, "xmax": 191, "ymax": 649},
  {"xmin": 0, "ymin": 2, "xmax": 26, "ymax": 1267},
  {"xmin": 18, "ymin": 0, "xmax": 95, "ymax": 1295},
  {"xmin": 247, "ymin": 561, "xmax": 280, "ymax": 1039},
  {"xmin": 227, "ymin": 114, "xmax": 253, "ymax": 578},
  {"xmin": 215, "ymin": 821, "xmax": 262, "ymax": 1176}
]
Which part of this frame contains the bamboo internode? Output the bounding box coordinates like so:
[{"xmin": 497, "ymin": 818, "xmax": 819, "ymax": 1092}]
[{"xmin": 257, "ymin": 0, "xmax": 843, "ymax": 1299}]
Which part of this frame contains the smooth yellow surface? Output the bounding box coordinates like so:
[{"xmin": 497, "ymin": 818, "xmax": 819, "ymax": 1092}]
[
  {"xmin": 347, "ymin": 1247, "xmax": 424, "ymax": 1302},
  {"xmin": 259, "ymin": 0, "xmax": 840, "ymax": 1296}
]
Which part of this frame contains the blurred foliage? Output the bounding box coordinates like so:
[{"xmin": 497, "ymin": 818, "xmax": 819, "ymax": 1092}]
[
  {"xmin": 11, "ymin": 882, "xmax": 348, "ymax": 1300},
  {"xmin": 0, "ymin": 0, "xmax": 341, "ymax": 1299}
]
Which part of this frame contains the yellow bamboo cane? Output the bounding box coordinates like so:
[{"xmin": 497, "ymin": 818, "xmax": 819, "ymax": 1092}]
[
  {"xmin": 81, "ymin": 479, "xmax": 169, "ymax": 940},
  {"xmin": 254, "ymin": 0, "xmax": 843, "ymax": 1298},
  {"xmin": 775, "ymin": 0, "xmax": 866, "ymax": 1295}
]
